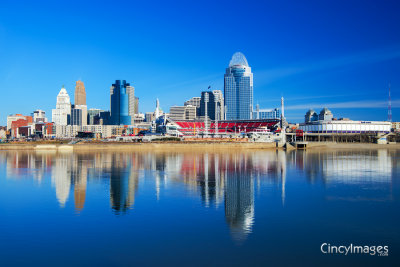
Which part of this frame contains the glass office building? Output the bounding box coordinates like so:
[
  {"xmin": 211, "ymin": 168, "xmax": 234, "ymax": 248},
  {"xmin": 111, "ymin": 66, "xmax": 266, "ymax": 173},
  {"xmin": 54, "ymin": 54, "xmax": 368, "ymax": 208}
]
[
  {"xmin": 224, "ymin": 52, "xmax": 253, "ymax": 120},
  {"xmin": 199, "ymin": 91, "xmax": 224, "ymax": 120},
  {"xmin": 253, "ymin": 108, "xmax": 280, "ymax": 120},
  {"xmin": 110, "ymin": 80, "xmax": 132, "ymax": 125}
]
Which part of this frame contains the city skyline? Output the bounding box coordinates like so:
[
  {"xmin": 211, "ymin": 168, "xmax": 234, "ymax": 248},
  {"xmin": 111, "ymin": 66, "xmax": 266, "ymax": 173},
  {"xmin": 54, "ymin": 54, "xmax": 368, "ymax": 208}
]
[{"xmin": 1, "ymin": 0, "xmax": 400, "ymax": 125}]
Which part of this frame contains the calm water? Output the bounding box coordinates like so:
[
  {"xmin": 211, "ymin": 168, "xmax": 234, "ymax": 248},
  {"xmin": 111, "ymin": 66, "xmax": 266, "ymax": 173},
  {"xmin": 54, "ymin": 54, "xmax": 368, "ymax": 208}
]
[{"xmin": 0, "ymin": 149, "xmax": 399, "ymax": 266}]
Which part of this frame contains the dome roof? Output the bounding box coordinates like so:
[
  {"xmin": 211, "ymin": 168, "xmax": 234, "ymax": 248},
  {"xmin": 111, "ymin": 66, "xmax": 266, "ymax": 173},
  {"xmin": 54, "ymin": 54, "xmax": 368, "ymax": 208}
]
[
  {"xmin": 229, "ymin": 52, "xmax": 249, "ymax": 67},
  {"xmin": 320, "ymin": 107, "xmax": 332, "ymax": 115}
]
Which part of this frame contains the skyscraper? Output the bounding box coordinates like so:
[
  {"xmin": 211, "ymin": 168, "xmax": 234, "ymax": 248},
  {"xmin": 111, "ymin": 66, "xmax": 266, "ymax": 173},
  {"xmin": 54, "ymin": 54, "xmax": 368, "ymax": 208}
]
[
  {"xmin": 184, "ymin": 96, "xmax": 201, "ymax": 118},
  {"xmin": 134, "ymin": 96, "xmax": 139, "ymax": 115},
  {"xmin": 74, "ymin": 80, "xmax": 86, "ymax": 106},
  {"xmin": 52, "ymin": 86, "xmax": 71, "ymax": 125},
  {"xmin": 127, "ymin": 85, "xmax": 135, "ymax": 124},
  {"xmin": 110, "ymin": 80, "xmax": 132, "ymax": 125},
  {"xmin": 87, "ymin": 108, "xmax": 103, "ymax": 125},
  {"xmin": 199, "ymin": 90, "xmax": 224, "ymax": 120},
  {"xmin": 68, "ymin": 104, "xmax": 87, "ymax": 126},
  {"xmin": 224, "ymin": 52, "xmax": 253, "ymax": 120},
  {"xmin": 213, "ymin": 90, "xmax": 224, "ymax": 120}
]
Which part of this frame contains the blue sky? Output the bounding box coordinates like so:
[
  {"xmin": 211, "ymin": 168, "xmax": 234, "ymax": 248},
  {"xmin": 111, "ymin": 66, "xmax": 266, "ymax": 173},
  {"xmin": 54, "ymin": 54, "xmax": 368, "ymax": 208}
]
[{"xmin": 0, "ymin": 0, "xmax": 399, "ymax": 124}]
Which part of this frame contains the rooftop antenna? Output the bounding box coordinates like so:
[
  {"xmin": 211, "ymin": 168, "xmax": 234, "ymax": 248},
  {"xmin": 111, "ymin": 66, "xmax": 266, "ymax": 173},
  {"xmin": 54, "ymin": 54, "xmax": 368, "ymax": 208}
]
[{"xmin": 388, "ymin": 83, "xmax": 392, "ymax": 122}]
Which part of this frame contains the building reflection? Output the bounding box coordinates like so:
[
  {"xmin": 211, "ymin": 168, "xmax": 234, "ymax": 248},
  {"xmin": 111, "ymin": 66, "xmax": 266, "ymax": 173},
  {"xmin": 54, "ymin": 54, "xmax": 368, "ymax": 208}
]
[
  {"xmin": 109, "ymin": 154, "xmax": 139, "ymax": 213},
  {"xmin": 224, "ymin": 160, "xmax": 254, "ymax": 242},
  {"xmin": 72, "ymin": 154, "xmax": 88, "ymax": 212},
  {"xmin": 52, "ymin": 154, "xmax": 71, "ymax": 207},
  {"xmin": 1, "ymin": 147, "xmax": 397, "ymax": 240},
  {"xmin": 288, "ymin": 149, "xmax": 395, "ymax": 201}
]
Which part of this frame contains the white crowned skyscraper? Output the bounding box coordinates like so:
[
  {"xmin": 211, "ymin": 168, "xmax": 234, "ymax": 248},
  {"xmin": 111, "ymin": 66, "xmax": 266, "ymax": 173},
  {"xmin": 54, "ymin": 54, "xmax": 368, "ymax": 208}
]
[
  {"xmin": 224, "ymin": 52, "xmax": 253, "ymax": 120},
  {"xmin": 52, "ymin": 86, "xmax": 71, "ymax": 125}
]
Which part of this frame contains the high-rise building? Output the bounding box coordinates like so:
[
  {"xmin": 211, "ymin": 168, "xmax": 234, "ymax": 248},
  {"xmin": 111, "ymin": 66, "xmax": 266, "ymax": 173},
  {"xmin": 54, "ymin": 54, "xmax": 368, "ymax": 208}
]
[
  {"xmin": 87, "ymin": 108, "xmax": 103, "ymax": 125},
  {"xmin": 224, "ymin": 52, "xmax": 253, "ymax": 120},
  {"xmin": 69, "ymin": 105, "xmax": 87, "ymax": 126},
  {"xmin": 185, "ymin": 105, "xmax": 197, "ymax": 120},
  {"xmin": 52, "ymin": 86, "xmax": 71, "ymax": 125},
  {"xmin": 199, "ymin": 90, "xmax": 224, "ymax": 120},
  {"xmin": 184, "ymin": 97, "xmax": 201, "ymax": 108},
  {"xmin": 99, "ymin": 111, "xmax": 111, "ymax": 125},
  {"xmin": 169, "ymin": 106, "xmax": 186, "ymax": 121},
  {"xmin": 305, "ymin": 109, "xmax": 318, "ymax": 123},
  {"xmin": 127, "ymin": 85, "xmax": 135, "ymax": 124},
  {"xmin": 110, "ymin": 80, "xmax": 132, "ymax": 125},
  {"xmin": 134, "ymin": 96, "xmax": 139, "ymax": 115},
  {"xmin": 318, "ymin": 108, "xmax": 333, "ymax": 121},
  {"xmin": 213, "ymin": 90, "xmax": 224, "ymax": 120},
  {"xmin": 253, "ymin": 105, "xmax": 280, "ymax": 120},
  {"xmin": 169, "ymin": 105, "xmax": 197, "ymax": 121},
  {"xmin": 145, "ymin": 112, "xmax": 154, "ymax": 122},
  {"xmin": 184, "ymin": 96, "xmax": 201, "ymax": 117},
  {"xmin": 74, "ymin": 80, "xmax": 86, "ymax": 106}
]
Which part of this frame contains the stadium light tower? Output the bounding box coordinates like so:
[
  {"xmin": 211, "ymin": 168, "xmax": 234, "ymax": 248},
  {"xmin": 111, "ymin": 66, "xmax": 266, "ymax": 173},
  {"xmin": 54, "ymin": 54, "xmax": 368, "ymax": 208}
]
[
  {"xmin": 204, "ymin": 92, "xmax": 209, "ymax": 137},
  {"xmin": 215, "ymin": 96, "xmax": 218, "ymax": 137}
]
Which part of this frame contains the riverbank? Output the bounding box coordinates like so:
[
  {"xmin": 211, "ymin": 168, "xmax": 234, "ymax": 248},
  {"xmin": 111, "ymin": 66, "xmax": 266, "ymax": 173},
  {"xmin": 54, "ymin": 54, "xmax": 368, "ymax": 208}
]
[
  {"xmin": 305, "ymin": 142, "xmax": 400, "ymax": 150},
  {"xmin": 0, "ymin": 141, "xmax": 400, "ymax": 151},
  {"xmin": 0, "ymin": 142, "xmax": 276, "ymax": 151}
]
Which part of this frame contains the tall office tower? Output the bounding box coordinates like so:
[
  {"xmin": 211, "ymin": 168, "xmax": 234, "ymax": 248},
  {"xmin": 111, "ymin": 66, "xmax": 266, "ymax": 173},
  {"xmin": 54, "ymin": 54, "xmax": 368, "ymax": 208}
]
[
  {"xmin": 184, "ymin": 96, "xmax": 201, "ymax": 107},
  {"xmin": 99, "ymin": 111, "xmax": 111, "ymax": 125},
  {"xmin": 69, "ymin": 105, "xmax": 81, "ymax": 125},
  {"xmin": 87, "ymin": 108, "xmax": 103, "ymax": 125},
  {"xmin": 74, "ymin": 80, "xmax": 86, "ymax": 106},
  {"xmin": 169, "ymin": 106, "xmax": 186, "ymax": 120},
  {"xmin": 199, "ymin": 91, "xmax": 224, "ymax": 120},
  {"xmin": 110, "ymin": 80, "xmax": 132, "ymax": 125},
  {"xmin": 253, "ymin": 106, "xmax": 280, "ymax": 120},
  {"xmin": 134, "ymin": 96, "xmax": 139, "ymax": 114},
  {"xmin": 69, "ymin": 105, "xmax": 87, "ymax": 126},
  {"xmin": 169, "ymin": 105, "xmax": 197, "ymax": 120},
  {"xmin": 127, "ymin": 85, "xmax": 135, "ymax": 124},
  {"xmin": 184, "ymin": 96, "xmax": 201, "ymax": 118},
  {"xmin": 145, "ymin": 112, "xmax": 154, "ymax": 122},
  {"xmin": 224, "ymin": 52, "xmax": 253, "ymax": 120},
  {"xmin": 185, "ymin": 105, "xmax": 197, "ymax": 120},
  {"xmin": 212, "ymin": 90, "xmax": 224, "ymax": 120},
  {"xmin": 52, "ymin": 86, "xmax": 71, "ymax": 125}
]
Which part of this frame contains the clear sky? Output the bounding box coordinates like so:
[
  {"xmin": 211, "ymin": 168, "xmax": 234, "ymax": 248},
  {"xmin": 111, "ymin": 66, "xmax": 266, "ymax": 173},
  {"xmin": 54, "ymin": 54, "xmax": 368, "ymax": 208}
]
[{"xmin": 0, "ymin": 0, "xmax": 399, "ymax": 124}]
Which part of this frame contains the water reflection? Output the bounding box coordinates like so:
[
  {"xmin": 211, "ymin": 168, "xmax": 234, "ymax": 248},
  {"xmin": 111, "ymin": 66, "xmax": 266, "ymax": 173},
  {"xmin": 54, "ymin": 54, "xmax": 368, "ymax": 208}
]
[{"xmin": 0, "ymin": 148, "xmax": 398, "ymax": 241}]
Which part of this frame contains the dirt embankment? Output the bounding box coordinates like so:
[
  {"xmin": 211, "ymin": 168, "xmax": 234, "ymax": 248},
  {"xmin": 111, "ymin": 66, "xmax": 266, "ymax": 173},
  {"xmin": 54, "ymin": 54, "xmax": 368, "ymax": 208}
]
[
  {"xmin": 0, "ymin": 142, "xmax": 277, "ymax": 151},
  {"xmin": 0, "ymin": 141, "xmax": 399, "ymax": 152}
]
